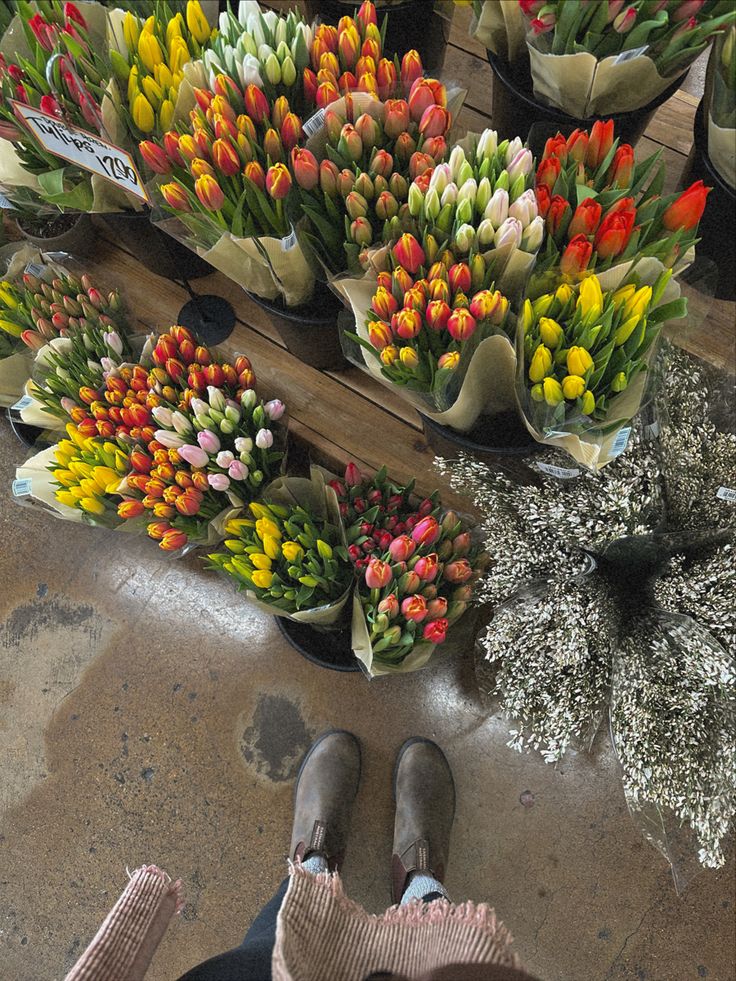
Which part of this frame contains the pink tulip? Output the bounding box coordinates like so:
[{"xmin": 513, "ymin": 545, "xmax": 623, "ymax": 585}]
[
  {"xmin": 228, "ymin": 460, "xmax": 249, "ymax": 480},
  {"xmin": 197, "ymin": 430, "xmax": 221, "ymax": 454},
  {"xmin": 265, "ymin": 399, "xmax": 285, "ymax": 420},
  {"xmin": 411, "ymin": 516, "xmax": 440, "ymax": 546},
  {"xmin": 345, "ymin": 462, "xmax": 362, "ymax": 486},
  {"xmin": 178, "ymin": 444, "xmax": 209, "ymax": 468},
  {"xmin": 365, "ymin": 558, "xmax": 393, "ymax": 588},
  {"xmin": 208, "ymin": 473, "xmax": 231, "ymax": 491},
  {"xmin": 413, "ymin": 553, "xmax": 439, "ymax": 582},
  {"xmin": 377, "ymin": 593, "xmax": 399, "ymax": 618},
  {"xmin": 389, "ymin": 535, "xmax": 416, "ymax": 561},
  {"xmin": 401, "ymin": 594, "xmax": 428, "ymax": 623}
]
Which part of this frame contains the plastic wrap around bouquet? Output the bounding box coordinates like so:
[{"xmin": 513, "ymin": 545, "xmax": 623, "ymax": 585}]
[
  {"xmin": 518, "ymin": 0, "xmax": 736, "ymax": 118},
  {"xmin": 706, "ymin": 25, "xmax": 736, "ymax": 189}
]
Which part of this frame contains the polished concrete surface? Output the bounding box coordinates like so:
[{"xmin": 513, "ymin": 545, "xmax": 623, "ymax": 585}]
[{"xmin": 1, "ymin": 417, "xmax": 734, "ymax": 981}]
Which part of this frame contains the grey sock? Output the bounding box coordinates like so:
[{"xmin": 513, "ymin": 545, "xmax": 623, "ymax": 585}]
[
  {"xmin": 302, "ymin": 853, "xmax": 329, "ymax": 875},
  {"xmin": 400, "ymin": 872, "xmax": 449, "ymax": 905}
]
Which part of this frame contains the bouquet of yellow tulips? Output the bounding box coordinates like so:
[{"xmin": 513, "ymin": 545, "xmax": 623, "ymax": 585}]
[
  {"xmin": 518, "ymin": 266, "xmax": 687, "ymax": 468},
  {"xmin": 50, "ymin": 424, "xmax": 131, "ymax": 526}
]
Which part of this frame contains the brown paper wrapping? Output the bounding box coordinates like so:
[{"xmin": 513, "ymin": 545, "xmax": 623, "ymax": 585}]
[
  {"xmin": 528, "ymin": 47, "xmax": 681, "ymax": 118},
  {"xmin": 0, "ymin": 350, "xmax": 33, "ymax": 407},
  {"xmin": 472, "ymin": 0, "xmax": 526, "ymax": 64},
  {"xmin": 707, "ymin": 113, "xmax": 736, "ymax": 190},
  {"xmin": 518, "ymin": 257, "xmax": 682, "ymax": 470}
]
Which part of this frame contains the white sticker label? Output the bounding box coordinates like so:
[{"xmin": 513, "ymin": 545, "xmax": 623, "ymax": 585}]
[
  {"xmin": 24, "ymin": 262, "xmax": 47, "ymax": 278},
  {"xmin": 302, "ymin": 107, "xmax": 325, "ymax": 138},
  {"xmin": 0, "ymin": 192, "xmax": 15, "ymax": 210},
  {"xmin": 11, "ymin": 394, "xmax": 34, "ymax": 412},
  {"xmin": 281, "ymin": 228, "xmax": 297, "ymax": 251},
  {"xmin": 716, "ymin": 486, "xmax": 736, "ymax": 502},
  {"xmin": 611, "ymin": 426, "xmax": 631, "ymax": 457},
  {"xmin": 536, "ymin": 462, "xmax": 581, "ymax": 480},
  {"xmin": 614, "ymin": 45, "xmax": 649, "ymax": 64},
  {"xmin": 12, "ymin": 478, "xmax": 32, "ymax": 497},
  {"xmin": 10, "ymin": 101, "xmax": 150, "ymax": 203}
]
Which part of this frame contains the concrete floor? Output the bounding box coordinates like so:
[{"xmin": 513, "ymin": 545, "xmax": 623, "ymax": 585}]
[{"xmin": 1, "ymin": 416, "xmax": 734, "ymax": 981}]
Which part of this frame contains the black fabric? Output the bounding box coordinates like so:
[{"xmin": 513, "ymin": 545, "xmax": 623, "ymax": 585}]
[{"xmin": 177, "ymin": 879, "xmax": 288, "ymax": 981}]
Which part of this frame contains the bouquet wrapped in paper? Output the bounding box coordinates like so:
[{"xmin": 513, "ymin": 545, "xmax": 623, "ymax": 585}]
[
  {"xmin": 517, "ymin": 266, "xmax": 686, "ymax": 468},
  {"xmin": 138, "ymin": 71, "xmax": 315, "ymax": 305},
  {"xmin": 706, "ymin": 24, "xmax": 735, "ymax": 188},
  {"xmin": 0, "ymin": 1, "xmax": 143, "ymax": 214},
  {"xmin": 466, "ymin": 0, "xmax": 527, "ymax": 64},
  {"xmin": 208, "ymin": 473, "xmax": 353, "ymax": 625},
  {"xmin": 519, "ymin": 0, "xmax": 736, "ymax": 117}
]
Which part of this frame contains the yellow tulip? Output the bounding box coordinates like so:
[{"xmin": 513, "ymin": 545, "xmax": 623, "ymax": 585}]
[
  {"xmin": 262, "ymin": 534, "xmax": 281, "ymax": 560},
  {"xmin": 168, "ymin": 35, "xmax": 190, "ymax": 74},
  {"xmin": 554, "ymin": 283, "xmax": 573, "ymax": 306},
  {"xmin": 66, "ymin": 423, "xmax": 87, "ymax": 448},
  {"xmin": 123, "ymin": 11, "xmax": 140, "ymax": 53},
  {"xmin": 252, "ymin": 570, "xmax": 274, "ymax": 589},
  {"xmin": 142, "ymin": 75, "xmax": 163, "ymax": 109},
  {"xmin": 68, "ymin": 460, "xmax": 92, "ymax": 479},
  {"xmin": 92, "ymin": 466, "xmax": 120, "ymax": 493},
  {"xmin": 137, "ymin": 31, "xmax": 163, "ymax": 72},
  {"xmin": 577, "ymin": 275, "xmax": 603, "ymax": 320},
  {"xmin": 624, "ymin": 285, "xmax": 652, "ymax": 322},
  {"xmin": 0, "ymin": 284, "xmax": 19, "ymax": 307},
  {"xmin": 539, "ymin": 317, "xmax": 563, "ymax": 350},
  {"xmin": 224, "ymin": 539, "xmax": 246, "ymax": 554},
  {"xmin": 166, "ymin": 12, "xmax": 184, "ymax": 45},
  {"xmin": 154, "ymin": 62, "xmax": 173, "ymax": 89},
  {"xmin": 158, "ymin": 98, "xmax": 175, "ymax": 131},
  {"xmin": 0, "ymin": 318, "xmax": 22, "ymax": 337},
  {"xmin": 531, "ymin": 292, "xmax": 554, "ymax": 319},
  {"xmin": 127, "ymin": 64, "xmax": 139, "ymax": 104},
  {"xmin": 256, "ymin": 517, "xmax": 282, "ymax": 541},
  {"xmin": 249, "ymin": 502, "xmax": 272, "ymax": 519},
  {"xmin": 542, "ymin": 377, "xmax": 564, "ymax": 406},
  {"xmin": 611, "ymin": 372, "xmax": 628, "ymax": 393},
  {"xmin": 530, "ymin": 383, "xmax": 544, "ymax": 402},
  {"xmin": 614, "ymin": 315, "xmax": 639, "ymax": 347},
  {"xmin": 80, "ymin": 477, "xmax": 102, "ymax": 498},
  {"xmin": 186, "ymin": 0, "xmax": 211, "ymax": 44},
  {"xmin": 132, "ymin": 92, "xmax": 155, "ymax": 133},
  {"xmin": 231, "ymin": 556, "xmax": 253, "ymax": 578},
  {"xmin": 566, "ymin": 346, "xmax": 594, "ymax": 377},
  {"xmin": 400, "ymin": 347, "xmax": 419, "ymax": 369},
  {"xmin": 225, "ymin": 517, "xmax": 255, "ymax": 535},
  {"xmin": 317, "ymin": 540, "xmax": 333, "ymax": 560},
  {"xmin": 612, "ymin": 284, "xmax": 636, "ymax": 308},
  {"xmin": 562, "ymin": 374, "xmax": 586, "ymax": 400},
  {"xmin": 54, "ymin": 469, "xmax": 77, "ymax": 488},
  {"xmin": 251, "ymin": 553, "xmax": 272, "ymax": 571},
  {"xmin": 528, "ymin": 344, "xmax": 553, "ymax": 383},
  {"xmin": 143, "ymin": 15, "xmax": 155, "ymax": 33},
  {"xmin": 581, "ymin": 390, "xmax": 595, "ymax": 415},
  {"xmin": 69, "ymin": 486, "xmax": 87, "ymax": 500},
  {"xmin": 55, "ymin": 490, "xmax": 78, "ymax": 508},
  {"xmin": 282, "ymin": 541, "xmax": 304, "ymax": 563}
]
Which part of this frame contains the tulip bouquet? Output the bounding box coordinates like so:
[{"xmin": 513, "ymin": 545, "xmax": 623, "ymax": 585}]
[
  {"xmin": 706, "ymin": 25, "xmax": 735, "ymax": 188},
  {"xmin": 138, "ymin": 73, "xmax": 315, "ymax": 305},
  {"xmin": 187, "ymin": 3, "xmax": 313, "ymax": 114},
  {"xmin": 208, "ymin": 489, "xmax": 353, "ymax": 621},
  {"xmin": 327, "ymin": 462, "xmax": 486, "ymax": 674},
  {"xmin": 50, "ymin": 423, "xmax": 131, "ymax": 525},
  {"xmin": 519, "ymin": 267, "xmax": 686, "ymax": 467},
  {"xmin": 108, "ymin": 1, "xmax": 214, "ymax": 141},
  {"xmin": 530, "ymin": 121, "xmax": 711, "ymax": 287},
  {"xmin": 519, "ymin": 0, "xmax": 736, "ymax": 118},
  {"xmin": 0, "ymin": 1, "xmax": 141, "ymax": 213}
]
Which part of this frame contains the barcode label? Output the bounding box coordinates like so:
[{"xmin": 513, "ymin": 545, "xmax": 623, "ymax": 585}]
[
  {"xmin": 303, "ymin": 108, "xmax": 326, "ymax": 138},
  {"xmin": 11, "ymin": 394, "xmax": 33, "ymax": 412},
  {"xmin": 12, "ymin": 478, "xmax": 32, "ymax": 497},
  {"xmin": 281, "ymin": 228, "xmax": 298, "ymax": 251},
  {"xmin": 24, "ymin": 262, "xmax": 46, "ymax": 278},
  {"xmin": 0, "ymin": 192, "xmax": 15, "ymax": 210},
  {"xmin": 611, "ymin": 426, "xmax": 631, "ymax": 456},
  {"xmin": 536, "ymin": 462, "xmax": 580, "ymax": 480},
  {"xmin": 614, "ymin": 46, "xmax": 649, "ymax": 64},
  {"xmin": 716, "ymin": 486, "xmax": 736, "ymax": 502}
]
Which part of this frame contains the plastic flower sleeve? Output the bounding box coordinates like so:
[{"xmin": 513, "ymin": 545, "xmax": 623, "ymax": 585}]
[
  {"xmin": 469, "ymin": 0, "xmax": 526, "ymax": 64},
  {"xmin": 706, "ymin": 28, "xmax": 736, "ymax": 189},
  {"xmin": 515, "ymin": 257, "xmax": 687, "ymax": 471},
  {"xmin": 610, "ymin": 608, "xmax": 736, "ymax": 891}
]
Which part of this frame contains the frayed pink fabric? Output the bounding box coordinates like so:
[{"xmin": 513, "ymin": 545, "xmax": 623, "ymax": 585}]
[
  {"xmin": 64, "ymin": 865, "xmax": 183, "ymax": 981},
  {"xmin": 272, "ymin": 863, "xmax": 519, "ymax": 981}
]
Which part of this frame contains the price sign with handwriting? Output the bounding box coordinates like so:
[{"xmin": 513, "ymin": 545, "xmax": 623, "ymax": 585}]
[{"xmin": 10, "ymin": 101, "xmax": 150, "ymax": 204}]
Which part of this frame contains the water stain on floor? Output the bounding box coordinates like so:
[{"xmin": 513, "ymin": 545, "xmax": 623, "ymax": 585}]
[{"xmin": 239, "ymin": 694, "xmax": 314, "ymax": 782}]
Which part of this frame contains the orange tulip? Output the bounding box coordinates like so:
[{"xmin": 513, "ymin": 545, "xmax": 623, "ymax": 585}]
[
  {"xmin": 586, "ymin": 119, "xmax": 614, "ymax": 169},
  {"xmin": 266, "ymin": 163, "xmax": 292, "ymax": 200},
  {"xmin": 662, "ymin": 180, "xmax": 711, "ymax": 232},
  {"xmin": 194, "ymin": 174, "xmax": 225, "ymax": 211},
  {"xmin": 212, "ymin": 137, "xmax": 240, "ymax": 176},
  {"xmin": 160, "ymin": 528, "xmax": 188, "ymax": 550}
]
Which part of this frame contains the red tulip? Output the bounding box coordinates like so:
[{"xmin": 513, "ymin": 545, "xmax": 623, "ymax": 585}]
[
  {"xmin": 392, "ymin": 308, "xmax": 422, "ymax": 339},
  {"xmin": 535, "ymin": 184, "xmax": 551, "ymax": 218},
  {"xmin": 392, "ymin": 233, "xmax": 425, "ymax": 274},
  {"xmin": 607, "ymin": 144, "xmax": 635, "ymax": 188},
  {"xmin": 546, "ymin": 195, "xmax": 571, "ymax": 237},
  {"xmin": 423, "ymin": 618, "xmax": 448, "ymax": 644},
  {"xmin": 163, "ymin": 131, "xmax": 184, "ymax": 166},
  {"xmin": 281, "ymin": 113, "xmax": 303, "ymax": 152},
  {"xmin": 401, "ymin": 594, "xmax": 428, "ymax": 623},
  {"xmin": 447, "ymin": 308, "xmax": 477, "ymax": 341},
  {"xmin": 536, "ymin": 156, "xmax": 561, "ymax": 192},
  {"xmin": 138, "ymin": 140, "xmax": 170, "ymax": 174},
  {"xmin": 291, "ymin": 146, "xmax": 319, "ymax": 190},
  {"xmin": 594, "ymin": 208, "xmax": 636, "ymax": 258},
  {"xmin": 377, "ymin": 58, "xmax": 397, "ymax": 100},
  {"xmin": 370, "ymin": 148, "xmax": 394, "ymax": 178},
  {"xmin": 383, "ymin": 98, "xmax": 410, "ymax": 139},
  {"xmin": 244, "ymin": 84, "xmax": 270, "ymax": 125},
  {"xmin": 130, "ymin": 449, "xmax": 153, "ymax": 474},
  {"xmin": 413, "ymin": 553, "xmax": 439, "ymax": 582},
  {"xmin": 400, "ymin": 50, "xmax": 424, "ymax": 91},
  {"xmin": 357, "ymin": 0, "xmax": 378, "ymax": 31},
  {"xmin": 266, "ymin": 163, "xmax": 292, "ymax": 200},
  {"xmin": 425, "ymin": 299, "xmax": 451, "ymax": 331},
  {"xmin": 194, "ymin": 174, "xmax": 225, "ymax": 211},
  {"xmin": 303, "ymin": 67, "xmax": 319, "ymax": 104},
  {"xmin": 39, "ymin": 93, "xmax": 61, "ymax": 117},
  {"xmin": 568, "ymin": 197, "xmax": 602, "ymax": 238},
  {"xmin": 356, "ymin": 54, "xmax": 377, "ymax": 79},
  {"xmin": 160, "ymin": 182, "xmax": 191, "ymax": 211},
  {"xmin": 448, "ymin": 262, "xmax": 472, "ymax": 295},
  {"xmin": 212, "ymin": 137, "xmax": 240, "ymax": 176},
  {"xmin": 566, "ymin": 128, "xmax": 589, "ymax": 164},
  {"xmin": 560, "ymin": 234, "xmax": 593, "ymax": 276},
  {"xmin": 244, "ymin": 160, "xmax": 266, "ymax": 190},
  {"xmin": 365, "ymin": 557, "xmax": 392, "ymax": 588},
  {"xmin": 543, "ymin": 133, "xmax": 568, "ymax": 162},
  {"xmin": 160, "ymin": 528, "xmax": 188, "ymax": 551},
  {"xmin": 403, "ymin": 286, "xmax": 426, "ymax": 312},
  {"xmin": 586, "ymin": 119, "xmax": 615, "ymax": 169},
  {"xmin": 662, "ymin": 180, "xmax": 711, "ymax": 232}
]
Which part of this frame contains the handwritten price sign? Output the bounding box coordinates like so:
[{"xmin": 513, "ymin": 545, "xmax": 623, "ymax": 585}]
[{"xmin": 10, "ymin": 101, "xmax": 150, "ymax": 204}]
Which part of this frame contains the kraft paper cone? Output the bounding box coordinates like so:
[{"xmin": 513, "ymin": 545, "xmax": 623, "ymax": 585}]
[
  {"xmin": 0, "ymin": 350, "xmax": 33, "ymax": 407},
  {"xmin": 519, "ymin": 257, "xmax": 681, "ymax": 471},
  {"xmin": 528, "ymin": 47, "xmax": 680, "ymax": 118},
  {"xmin": 707, "ymin": 114, "xmax": 736, "ymax": 190},
  {"xmin": 336, "ymin": 271, "xmax": 518, "ymax": 432},
  {"xmin": 472, "ymin": 0, "xmax": 526, "ymax": 64}
]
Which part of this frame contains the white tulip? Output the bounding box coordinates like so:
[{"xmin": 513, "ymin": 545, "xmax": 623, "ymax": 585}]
[
  {"xmin": 484, "ymin": 188, "xmax": 509, "ymax": 228},
  {"xmin": 494, "ymin": 216, "xmax": 523, "ymax": 249},
  {"xmin": 521, "ymin": 215, "xmax": 545, "ymax": 252}
]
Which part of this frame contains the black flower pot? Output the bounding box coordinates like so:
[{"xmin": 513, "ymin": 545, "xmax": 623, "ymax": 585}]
[
  {"xmin": 420, "ymin": 409, "xmax": 540, "ymax": 485},
  {"xmin": 247, "ymin": 281, "xmax": 349, "ymax": 371},
  {"xmin": 487, "ymin": 51, "xmax": 685, "ymax": 150},
  {"xmin": 15, "ymin": 211, "xmax": 97, "ymax": 258},
  {"xmin": 679, "ymin": 100, "xmax": 736, "ymax": 302},
  {"xmin": 303, "ymin": 0, "xmax": 449, "ymax": 72},
  {"xmin": 101, "ymin": 210, "xmax": 214, "ymax": 282},
  {"xmin": 274, "ymin": 616, "xmax": 361, "ymax": 673}
]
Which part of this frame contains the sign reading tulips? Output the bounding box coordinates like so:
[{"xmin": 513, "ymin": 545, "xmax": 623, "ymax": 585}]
[{"xmin": 10, "ymin": 102, "xmax": 150, "ymax": 204}]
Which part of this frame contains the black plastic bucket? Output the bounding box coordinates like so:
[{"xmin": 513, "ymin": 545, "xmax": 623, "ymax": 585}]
[
  {"xmin": 102, "ymin": 210, "xmax": 214, "ymax": 282},
  {"xmin": 487, "ymin": 51, "xmax": 685, "ymax": 150},
  {"xmin": 247, "ymin": 282, "xmax": 349, "ymax": 371},
  {"xmin": 679, "ymin": 100, "xmax": 735, "ymax": 302},
  {"xmin": 274, "ymin": 616, "xmax": 361, "ymax": 672}
]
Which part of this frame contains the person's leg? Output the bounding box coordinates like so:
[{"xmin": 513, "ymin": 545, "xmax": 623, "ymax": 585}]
[
  {"xmin": 391, "ymin": 737, "xmax": 455, "ymax": 906},
  {"xmin": 177, "ymin": 730, "xmax": 361, "ymax": 981}
]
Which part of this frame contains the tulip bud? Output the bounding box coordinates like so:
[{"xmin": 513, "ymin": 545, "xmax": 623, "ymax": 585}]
[
  {"xmin": 350, "ymin": 217, "xmax": 372, "ymax": 245},
  {"xmin": 528, "ymin": 344, "xmax": 553, "ymax": 383},
  {"xmin": 485, "ymin": 188, "xmax": 509, "ymax": 228}
]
